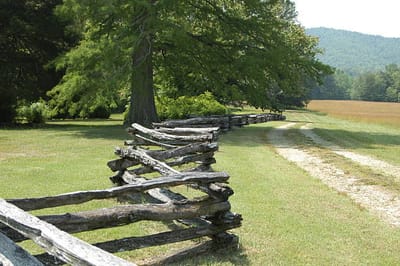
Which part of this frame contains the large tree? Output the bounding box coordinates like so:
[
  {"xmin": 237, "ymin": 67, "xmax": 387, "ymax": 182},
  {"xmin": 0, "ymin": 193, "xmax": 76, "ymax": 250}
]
[{"xmin": 50, "ymin": 0, "xmax": 329, "ymax": 126}]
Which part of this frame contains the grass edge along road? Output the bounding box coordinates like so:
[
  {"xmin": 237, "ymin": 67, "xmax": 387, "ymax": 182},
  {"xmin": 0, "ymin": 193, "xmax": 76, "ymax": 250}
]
[{"xmin": 1, "ymin": 111, "xmax": 400, "ymax": 264}]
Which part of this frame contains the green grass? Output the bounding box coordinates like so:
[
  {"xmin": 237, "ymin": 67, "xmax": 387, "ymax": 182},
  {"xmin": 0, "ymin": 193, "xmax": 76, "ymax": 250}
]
[
  {"xmin": 177, "ymin": 123, "xmax": 400, "ymax": 265},
  {"xmin": 1, "ymin": 111, "xmax": 400, "ymax": 265}
]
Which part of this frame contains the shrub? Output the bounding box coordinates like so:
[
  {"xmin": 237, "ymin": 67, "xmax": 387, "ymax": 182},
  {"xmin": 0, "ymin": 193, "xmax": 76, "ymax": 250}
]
[
  {"xmin": 47, "ymin": 103, "xmax": 112, "ymax": 119},
  {"xmin": 156, "ymin": 92, "xmax": 228, "ymax": 120},
  {"xmin": 87, "ymin": 104, "xmax": 111, "ymax": 119},
  {"xmin": 17, "ymin": 101, "xmax": 49, "ymax": 124}
]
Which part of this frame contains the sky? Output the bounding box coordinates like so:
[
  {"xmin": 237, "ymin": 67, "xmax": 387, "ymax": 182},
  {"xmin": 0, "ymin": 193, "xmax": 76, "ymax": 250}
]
[{"xmin": 292, "ymin": 0, "xmax": 400, "ymax": 38}]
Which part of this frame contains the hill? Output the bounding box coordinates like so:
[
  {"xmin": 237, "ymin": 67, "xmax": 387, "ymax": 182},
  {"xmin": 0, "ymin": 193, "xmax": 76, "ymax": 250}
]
[{"xmin": 306, "ymin": 27, "xmax": 400, "ymax": 75}]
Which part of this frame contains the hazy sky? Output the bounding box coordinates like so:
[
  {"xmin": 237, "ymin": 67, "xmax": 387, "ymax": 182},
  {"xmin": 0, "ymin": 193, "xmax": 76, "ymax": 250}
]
[{"xmin": 293, "ymin": 0, "xmax": 400, "ymax": 38}]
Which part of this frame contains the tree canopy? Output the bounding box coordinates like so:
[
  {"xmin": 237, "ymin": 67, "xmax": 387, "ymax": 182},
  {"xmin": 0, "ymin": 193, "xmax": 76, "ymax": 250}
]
[{"xmin": 49, "ymin": 0, "xmax": 330, "ymax": 126}]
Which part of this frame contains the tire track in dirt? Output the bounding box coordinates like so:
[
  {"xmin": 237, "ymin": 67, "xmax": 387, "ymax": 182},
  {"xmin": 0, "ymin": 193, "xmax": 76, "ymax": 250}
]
[
  {"xmin": 300, "ymin": 123, "xmax": 400, "ymax": 179},
  {"xmin": 268, "ymin": 122, "xmax": 400, "ymax": 227}
]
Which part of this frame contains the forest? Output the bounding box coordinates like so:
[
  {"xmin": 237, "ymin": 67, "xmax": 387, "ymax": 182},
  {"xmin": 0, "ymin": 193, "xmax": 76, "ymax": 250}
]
[
  {"xmin": 310, "ymin": 65, "xmax": 400, "ymax": 102},
  {"xmin": 1, "ymin": 0, "xmax": 330, "ymax": 125},
  {"xmin": 307, "ymin": 28, "xmax": 400, "ymax": 102},
  {"xmin": 307, "ymin": 27, "xmax": 400, "ymax": 75}
]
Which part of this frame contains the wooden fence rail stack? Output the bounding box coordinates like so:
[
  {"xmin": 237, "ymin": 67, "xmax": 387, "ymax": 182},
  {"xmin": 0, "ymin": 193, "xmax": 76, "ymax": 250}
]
[
  {"xmin": 107, "ymin": 123, "xmax": 242, "ymax": 264},
  {"xmin": 0, "ymin": 112, "xmax": 284, "ymax": 265},
  {"xmin": 153, "ymin": 112, "xmax": 285, "ymax": 131}
]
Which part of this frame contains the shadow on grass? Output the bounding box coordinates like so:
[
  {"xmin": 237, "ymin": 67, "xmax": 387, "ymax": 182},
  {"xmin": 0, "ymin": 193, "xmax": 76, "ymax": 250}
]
[
  {"xmin": 0, "ymin": 119, "xmax": 129, "ymax": 141},
  {"xmin": 310, "ymin": 128, "xmax": 400, "ymax": 149},
  {"xmin": 49, "ymin": 123, "xmax": 128, "ymax": 141},
  {"xmin": 172, "ymin": 244, "xmax": 250, "ymax": 266},
  {"xmin": 219, "ymin": 125, "xmax": 272, "ymax": 148}
]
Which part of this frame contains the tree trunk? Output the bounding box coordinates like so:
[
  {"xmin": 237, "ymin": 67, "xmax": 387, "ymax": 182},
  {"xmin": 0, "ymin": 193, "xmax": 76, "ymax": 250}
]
[{"xmin": 125, "ymin": 11, "xmax": 159, "ymax": 127}]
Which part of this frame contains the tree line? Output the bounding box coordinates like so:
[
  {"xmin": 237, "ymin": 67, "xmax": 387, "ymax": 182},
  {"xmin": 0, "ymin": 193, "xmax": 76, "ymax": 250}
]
[
  {"xmin": 310, "ymin": 64, "xmax": 400, "ymax": 102},
  {"xmin": 1, "ymin": 0, "xmax": 330, "ymax": 125}
]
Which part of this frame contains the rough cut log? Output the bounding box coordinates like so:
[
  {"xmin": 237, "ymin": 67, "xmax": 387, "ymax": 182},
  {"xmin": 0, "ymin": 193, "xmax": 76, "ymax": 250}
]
[
  {"xmin": 0, "ymin": 232, "xmax": 43, "ymax": 266},
  {"xmin": 152, "ymin": 117, "xmax": 227, "ymax": 128},
  {"xmin": 113, "ymin": 175, "xmax": 225, "ymax": 226},
  {"xmin": 154, "ymin": 127, "xmax": 220, "ymax": 136},
  {"xmin": 170, "ymin": 152, "xmax": 215, "ymax": 166},
  {"xmin": 114, "ymin": 174, "xmax": 195, "ymax": 206},
  {"xmin": 36, "ymin": 229, "xmax": 241, "ymax": 266},
  {"xmin": 0, "ymin": 227, "xmax": 25, "ymax": 244},
  {"xmin": 115, "ymin": 146, "xmax": 181, "ymax": 175},
  {"xmin": 128, "ymin": 123, "xmax": 213, "ymax": 143},
  {"xmin": 145, "ymin": 142, "xmax": 218, "ymax": 160},
  {"xmin": 35, "ymin": 219, "xmax": 240, "ymax": 264},
  {"xmin": 109, "ymin": 142, "xmax": 218, "ymax": 172},
  {"xmin": 119, "ymin": 170, "xmax": 230, "ymax": 201},
  {"xmin": 126, "ymin": 135, "xmax": 178, "ymax": 148},
  {"xmin": 94, "ymin": 220, "xmax": 239, "ymax": 252},
  {"xmin": 247, "ymin": 114, "xmax": 257, "ymax": 124},
  {"xmin": 115, "ymin": 174, "xmax": 241, "ymax": 229},
  {"xmin": 230, "ymin": 116, "xmax": 247, "ymax": 127},
  {"xmin": 8, "ymin": 172, "xmax": 229, "ymax": 211},
  {"xmin": 107, "ymin": 157, "xmax": 139, "ymax": 172},
  {"xmin": 41, "ymin": 199, "xmax": 230, "ymax": 232},
  {"xmin": 0, "ymin": 199, "xmax": 135, "ymax": 266},
  {"xmin": 188, "ymin": 182, "xmax": 234, "ymax": 201},
  {"xmin": 2, "ymin": 200, "xmax": 230, "ymax": 242},
  {"xmin": 124, "ymin": 152, "xmax": 216, "ymax": 176}
]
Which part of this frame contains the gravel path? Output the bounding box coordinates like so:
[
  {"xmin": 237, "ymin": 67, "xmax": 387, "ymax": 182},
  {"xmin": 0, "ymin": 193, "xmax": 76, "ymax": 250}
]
[
  {"xmin": 268, "ymin": 122, "xmax": 400, "ymax": 227},
  {"xmin": 300, "ymin": 123, "xmax": 400, "ymax": 178}
]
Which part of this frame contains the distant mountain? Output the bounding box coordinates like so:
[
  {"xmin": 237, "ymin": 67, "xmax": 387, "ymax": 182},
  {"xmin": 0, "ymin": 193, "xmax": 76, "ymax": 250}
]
[{"xmin": 306, "ymin": 27, "xmax": 400, "ymax": 75}]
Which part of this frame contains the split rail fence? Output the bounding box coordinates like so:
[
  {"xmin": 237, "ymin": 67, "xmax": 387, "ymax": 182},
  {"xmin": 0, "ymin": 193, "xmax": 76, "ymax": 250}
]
[
  {"xmin": 153, "ymin": 112, "xmax": 285, "ymax": 131},
  {"xmin": 0, "ymin": 112, "xmax": 284, "ymax": 265}
]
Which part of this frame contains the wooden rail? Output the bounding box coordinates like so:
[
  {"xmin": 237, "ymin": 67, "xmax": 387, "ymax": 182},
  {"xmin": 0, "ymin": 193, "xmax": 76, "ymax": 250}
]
[{"xmin": 0, "ymin": 199, "xmax": 136, "ymax": 266}]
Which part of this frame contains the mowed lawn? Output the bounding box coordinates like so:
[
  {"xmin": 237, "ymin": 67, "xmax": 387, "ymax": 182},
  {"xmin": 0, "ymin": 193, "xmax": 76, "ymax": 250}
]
[{"xmin": 1, "ymin": 109, "xmax": 400, "ymax": 265}]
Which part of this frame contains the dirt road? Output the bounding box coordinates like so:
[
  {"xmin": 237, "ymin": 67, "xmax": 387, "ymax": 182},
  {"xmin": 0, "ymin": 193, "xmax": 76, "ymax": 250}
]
[{"xmin": 268, "ymin": 122, "xmax": 400, "ymax": 227}]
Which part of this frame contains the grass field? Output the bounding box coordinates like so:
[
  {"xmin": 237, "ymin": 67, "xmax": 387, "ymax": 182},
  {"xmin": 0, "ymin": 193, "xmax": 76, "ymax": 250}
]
[
  {"xmin": 306, "ymin": 100, "xmax": 400, "ymax": 166},
  {"xmin": 1, "ymin": 107, "xmax": 400, "ymax": 265},
  {"xmin": 307, "ymin": 100, "xmax": 400, "ymax": 127}
]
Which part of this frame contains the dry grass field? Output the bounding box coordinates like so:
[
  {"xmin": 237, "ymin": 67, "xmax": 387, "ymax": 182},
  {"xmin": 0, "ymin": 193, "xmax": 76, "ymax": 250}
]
[{"xmin": 307, "ymin": 100, "xmax": 400, "ymax": 127}]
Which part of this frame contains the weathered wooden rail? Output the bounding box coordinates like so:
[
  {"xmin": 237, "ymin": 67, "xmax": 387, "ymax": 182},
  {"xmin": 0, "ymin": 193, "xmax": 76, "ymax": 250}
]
[{"xmin": 0, "ymin": 113, "xmax": 283, "ymax": 265}]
